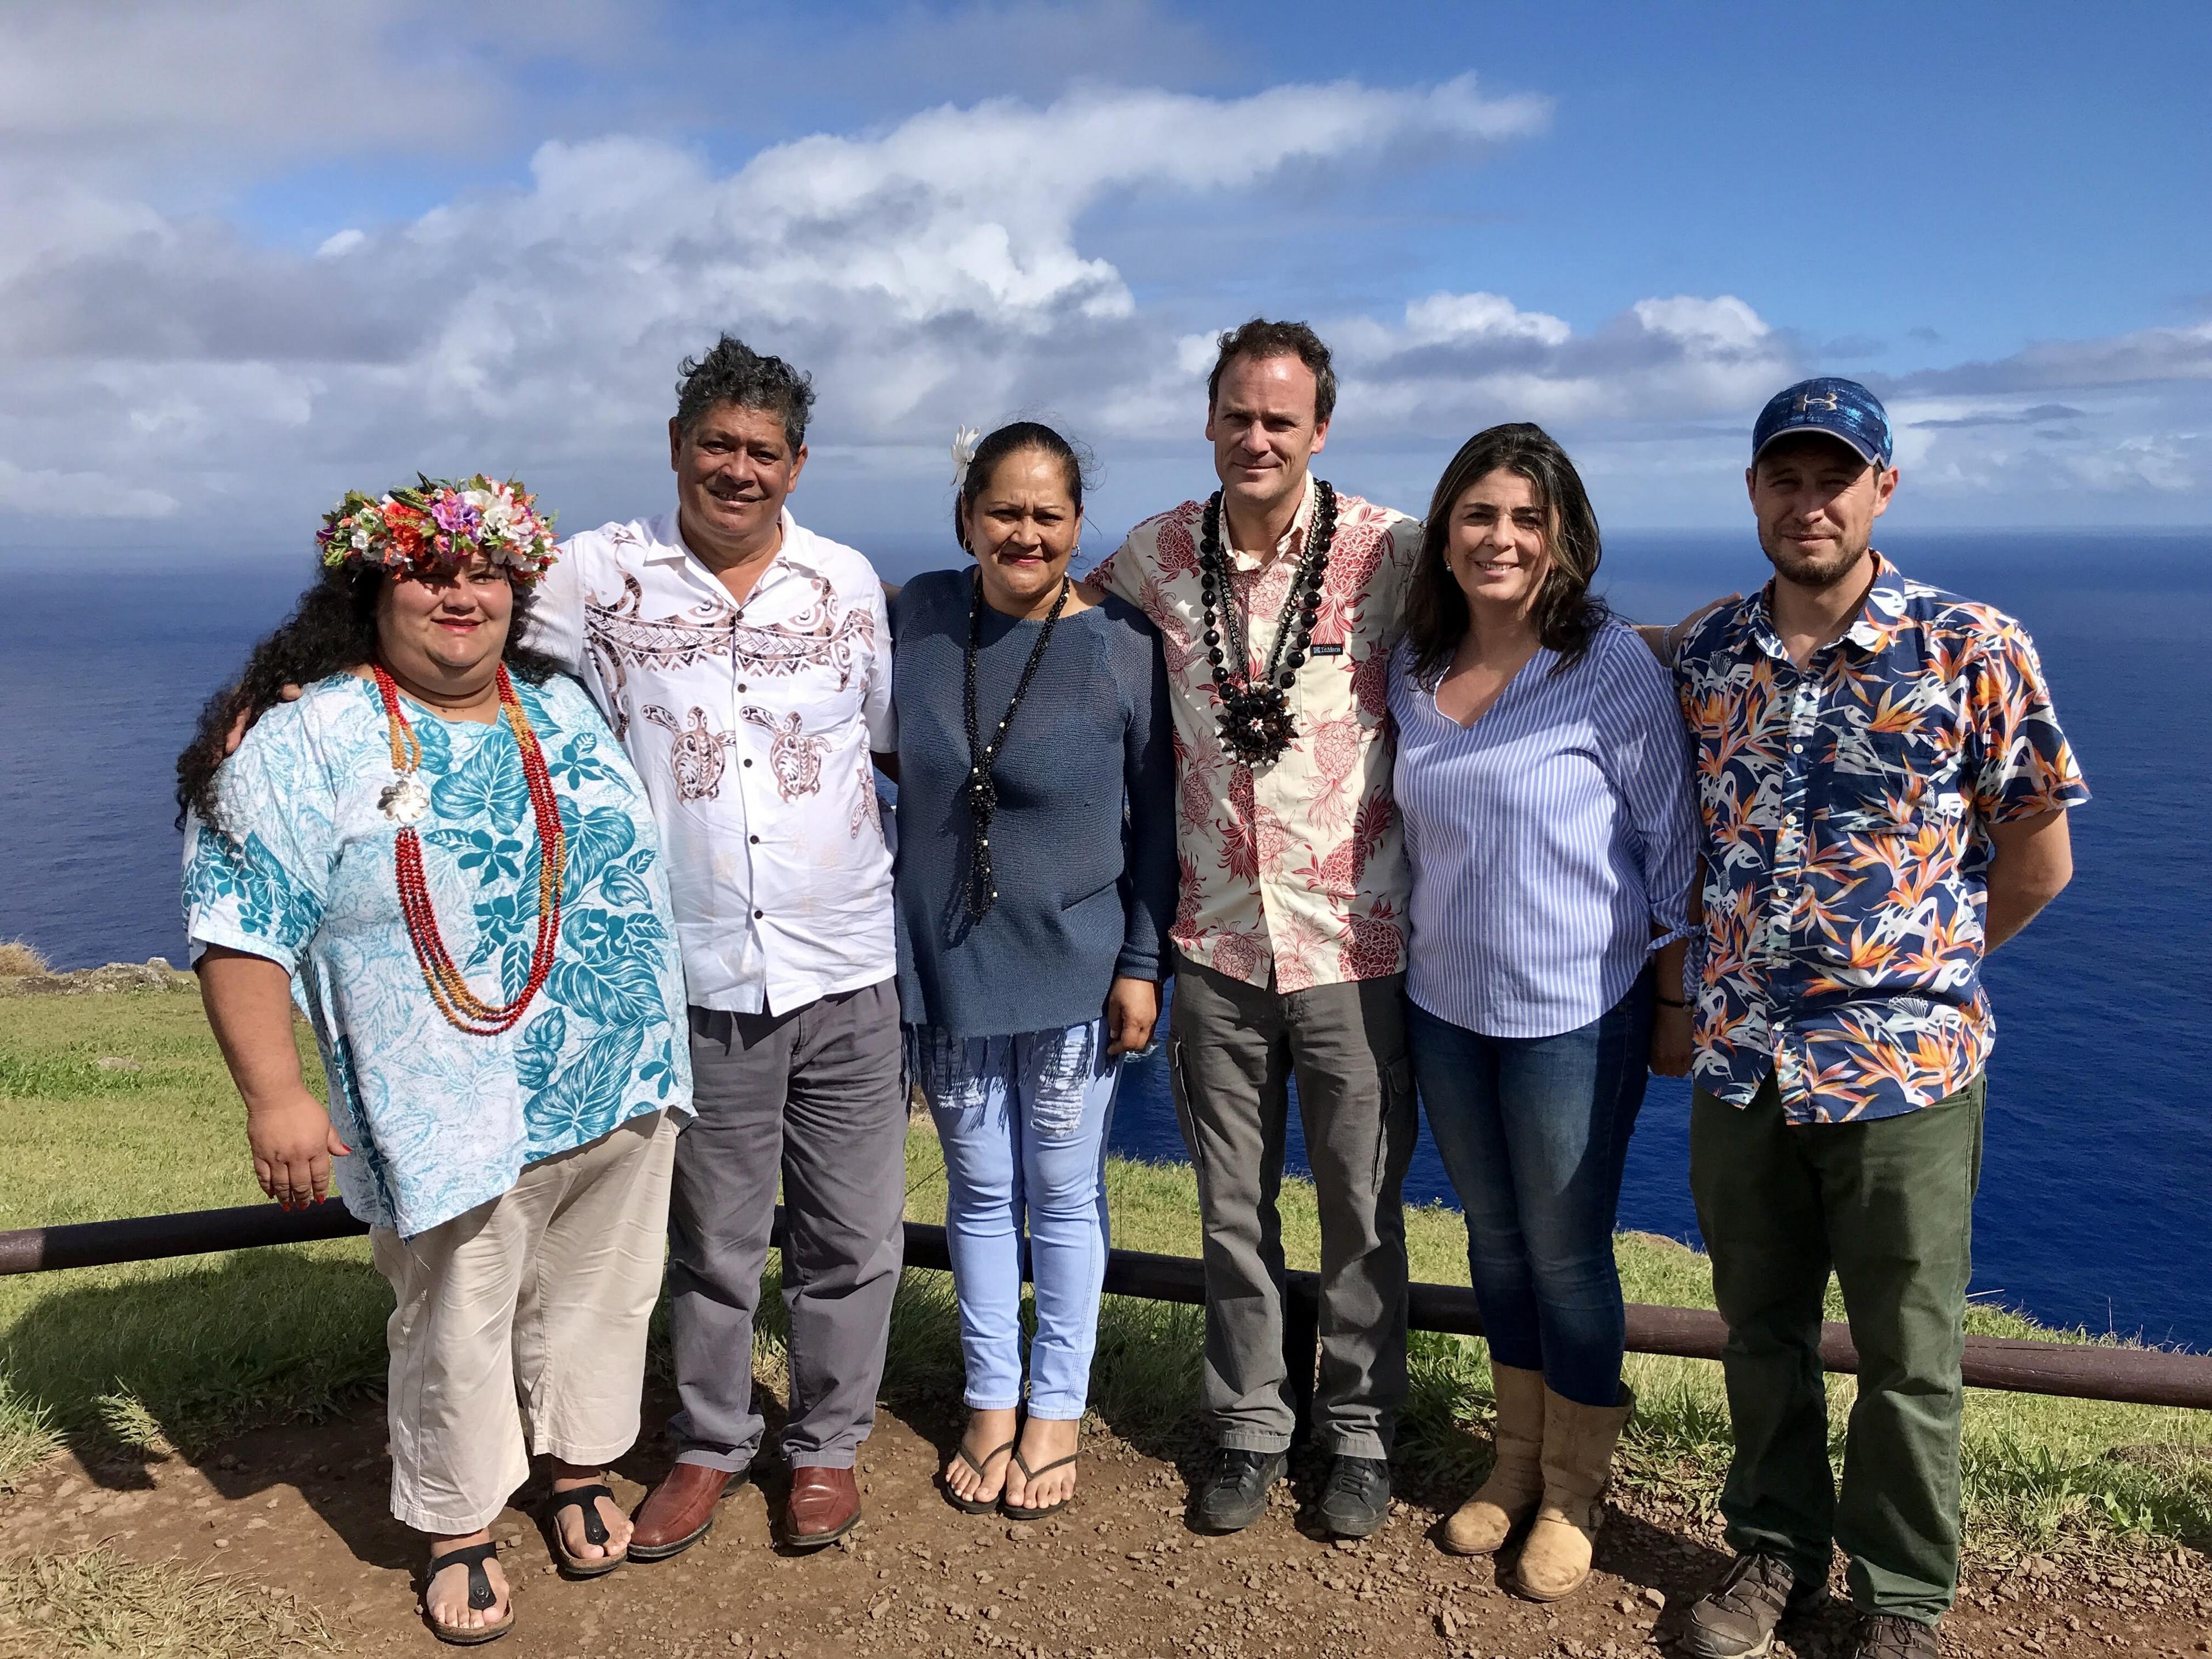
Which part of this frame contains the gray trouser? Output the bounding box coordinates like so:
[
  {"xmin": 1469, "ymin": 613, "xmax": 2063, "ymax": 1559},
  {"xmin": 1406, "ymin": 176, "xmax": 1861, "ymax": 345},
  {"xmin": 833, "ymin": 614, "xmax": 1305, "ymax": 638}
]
[
  {"xmin": 666, "ymin": 979, "xmax": 907, "ymax": 1472},
  {"xmin": 1166, "ymin": 955, "xmax": 1415, "ymax": 1459}
]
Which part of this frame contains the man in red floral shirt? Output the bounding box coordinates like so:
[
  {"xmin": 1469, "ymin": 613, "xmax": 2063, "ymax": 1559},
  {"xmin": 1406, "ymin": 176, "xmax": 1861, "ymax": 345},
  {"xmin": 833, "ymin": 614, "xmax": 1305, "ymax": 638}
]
[
  {"xmin": 1673, "ymin": 379, "xmax": 2088, "ymax": 1659},
  {"xmin": 1090, "ymin": 320, "xmax": 1423, "ymax": 1539}
]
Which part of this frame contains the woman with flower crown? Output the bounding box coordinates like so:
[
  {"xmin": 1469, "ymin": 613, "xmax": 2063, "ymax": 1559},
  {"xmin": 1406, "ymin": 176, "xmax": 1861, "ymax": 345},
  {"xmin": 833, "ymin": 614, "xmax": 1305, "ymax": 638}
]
[
  {"xmin": 175, "ymin": 478, "xmax": 691, "ymax": 1646},
  {"xmin": 893, "ymin": 423, "xmax": 1175, "ymax": 1521}
]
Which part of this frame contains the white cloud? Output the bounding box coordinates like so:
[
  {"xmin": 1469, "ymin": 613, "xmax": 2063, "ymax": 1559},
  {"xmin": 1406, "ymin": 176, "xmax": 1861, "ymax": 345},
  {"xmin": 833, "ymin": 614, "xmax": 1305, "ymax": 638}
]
[
  {"xmin": 1892, "ymin": 320, "xmax": 2212, "ymax": 397},
  {"xmin": 0, "ymin": 458, "xmax": 175, "ymax": 520},
  {"xmin": 0, "ymin": 8, "xmax": 2206, "ymax": 543},
  {"xmin": 0, "ymin": 73, "xmax": 1553, "ymax": 538},
  {"xmin": 0, "ymin": 0, "xmax": 632, "ymax": 171},
  {"xmin": 1333, "ymin": 289, "xmax": 1791, "ymax": 430}
]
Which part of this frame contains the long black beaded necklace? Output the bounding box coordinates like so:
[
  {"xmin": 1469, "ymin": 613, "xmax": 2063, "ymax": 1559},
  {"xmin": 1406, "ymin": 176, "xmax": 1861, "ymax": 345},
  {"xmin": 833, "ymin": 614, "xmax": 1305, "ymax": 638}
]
[
  {"xmin": 960, "ymin": 567, "xmax": 1073, "ymax": 921},
  {"xmin": 1197, "ymin": 479, "xmax": 1338, "ymax": 766}
]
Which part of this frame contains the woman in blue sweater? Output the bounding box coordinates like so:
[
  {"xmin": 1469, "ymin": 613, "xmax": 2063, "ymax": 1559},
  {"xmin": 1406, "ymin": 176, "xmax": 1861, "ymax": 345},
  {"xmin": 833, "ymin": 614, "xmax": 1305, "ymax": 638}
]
[{"xmin": 892, "ymin": 422, "xmax": 1176, "ymax": 1522}]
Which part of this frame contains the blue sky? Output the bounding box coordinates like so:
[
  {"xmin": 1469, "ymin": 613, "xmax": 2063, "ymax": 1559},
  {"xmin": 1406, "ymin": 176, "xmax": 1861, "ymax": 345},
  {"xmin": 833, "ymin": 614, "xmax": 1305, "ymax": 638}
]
[{"xmin": 2, "ymin": 0, "xmax": 2207, "ymax": 552}]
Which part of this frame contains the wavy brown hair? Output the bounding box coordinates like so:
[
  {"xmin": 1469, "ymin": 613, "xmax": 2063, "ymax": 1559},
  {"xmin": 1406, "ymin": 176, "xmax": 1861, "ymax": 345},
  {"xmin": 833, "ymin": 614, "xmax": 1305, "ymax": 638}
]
[
  {"xmin": 175, "ymin": 564, "xmax": 558, "ymax": 834},
  {"xmin": 1403, "ymin": 422, "xmax": 1609, "ymax": 686}
]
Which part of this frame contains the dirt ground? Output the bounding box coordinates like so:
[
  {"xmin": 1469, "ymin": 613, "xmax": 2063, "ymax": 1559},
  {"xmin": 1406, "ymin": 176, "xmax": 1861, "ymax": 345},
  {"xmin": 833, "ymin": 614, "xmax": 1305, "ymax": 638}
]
[{"xmin": 6, "ymin": 1381, "xmax": 2210, "ymax": 1659}]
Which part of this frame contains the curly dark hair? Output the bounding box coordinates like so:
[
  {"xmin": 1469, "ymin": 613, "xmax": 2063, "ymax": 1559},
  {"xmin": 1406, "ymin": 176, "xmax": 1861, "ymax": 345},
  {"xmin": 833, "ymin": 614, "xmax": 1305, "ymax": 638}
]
[
  {"xmin": 175, "ymin": 565, "xmax": 559, "ymax": 834},
  {"xmin": 1403, "ymin": 422, "xmax": 1609, "ymax": 685},
  {"xmin": 675, "ymin": 334, "xmax": 816, "ymax": 451},
  {"xmin": 1206, "ymin": 318, "xmax": 1338, "ymax": 426},
  {"xmin": 952, "ymin": 421, "xmax": 1094, "ymax": 551}
]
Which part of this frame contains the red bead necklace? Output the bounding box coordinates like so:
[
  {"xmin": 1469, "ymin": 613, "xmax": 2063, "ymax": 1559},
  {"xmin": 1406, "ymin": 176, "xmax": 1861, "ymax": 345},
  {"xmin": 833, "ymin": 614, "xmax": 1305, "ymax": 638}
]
[{"xmin": 373, "ymin": 662, "xmax": 566, "ymax": 1036}]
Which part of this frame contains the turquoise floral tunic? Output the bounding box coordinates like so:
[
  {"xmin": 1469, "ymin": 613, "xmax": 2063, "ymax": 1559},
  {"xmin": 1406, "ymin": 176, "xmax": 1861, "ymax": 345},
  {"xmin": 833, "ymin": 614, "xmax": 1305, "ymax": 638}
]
[{"xmin": 183, "ymin": 671, "xmax": 692, "ymax": 1238}]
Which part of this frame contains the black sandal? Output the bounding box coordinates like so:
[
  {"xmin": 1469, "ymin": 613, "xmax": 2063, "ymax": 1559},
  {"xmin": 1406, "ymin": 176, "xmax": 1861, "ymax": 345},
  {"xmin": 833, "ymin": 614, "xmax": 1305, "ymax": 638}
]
[
  {"xmin": 547, "ymin": 1483, "xmax": 627, "ymax": 1578},
  {"xmin": 1002, "ymin": 1448, "xmax": 1079, "ymax": 1522},
  {"xmin": 941, "ymin": 1439, "xmax": 1016, "ymax": 1516},
  {"xmin": 422, "ymin": 1541, "xmax": 514, "ymax": 1646}
]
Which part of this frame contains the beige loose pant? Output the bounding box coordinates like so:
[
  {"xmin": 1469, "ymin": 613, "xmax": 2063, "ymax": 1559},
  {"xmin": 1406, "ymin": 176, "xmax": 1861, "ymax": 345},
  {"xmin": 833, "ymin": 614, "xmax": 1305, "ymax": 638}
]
[{"xmin": 371, "ymin": 1109, "xmax": 677, "ymax": 1533}]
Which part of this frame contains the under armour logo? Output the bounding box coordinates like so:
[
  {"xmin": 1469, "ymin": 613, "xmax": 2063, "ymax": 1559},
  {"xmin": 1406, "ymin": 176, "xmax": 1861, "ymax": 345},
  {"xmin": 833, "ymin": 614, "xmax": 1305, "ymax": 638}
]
[{"xmin": 1795, "ymin": 391, "xmax": 1840, "ymax": 413}]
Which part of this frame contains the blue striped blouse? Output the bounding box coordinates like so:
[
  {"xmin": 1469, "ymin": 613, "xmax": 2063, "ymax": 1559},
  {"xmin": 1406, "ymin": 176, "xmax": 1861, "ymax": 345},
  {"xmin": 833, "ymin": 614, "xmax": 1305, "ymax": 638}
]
[{"xmin": 1387, "ymin": 616, "xmax": 1698, "ymax": 1040}]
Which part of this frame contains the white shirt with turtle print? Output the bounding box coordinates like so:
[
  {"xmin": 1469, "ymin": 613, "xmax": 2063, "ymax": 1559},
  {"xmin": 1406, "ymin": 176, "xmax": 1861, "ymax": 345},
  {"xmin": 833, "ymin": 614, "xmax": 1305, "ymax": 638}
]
[{"xmin": 528, "ymin": 507, "xmax": 896, "ymax": 1016}]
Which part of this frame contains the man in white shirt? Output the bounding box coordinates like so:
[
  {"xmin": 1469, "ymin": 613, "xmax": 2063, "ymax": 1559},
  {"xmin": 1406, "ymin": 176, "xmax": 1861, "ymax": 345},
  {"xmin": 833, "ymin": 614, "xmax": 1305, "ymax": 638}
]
[{"xmin": 528, "ymin": 336, "xmax": 902, "ymax": 1555}]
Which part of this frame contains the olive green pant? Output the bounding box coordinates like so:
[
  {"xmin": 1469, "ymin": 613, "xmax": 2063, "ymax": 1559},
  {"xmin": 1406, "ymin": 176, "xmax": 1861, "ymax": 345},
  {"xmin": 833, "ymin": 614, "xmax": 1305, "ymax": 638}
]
[{"xmin": 1690, "ymin": 1073, "xmax": 1985, "ymax": 1624}]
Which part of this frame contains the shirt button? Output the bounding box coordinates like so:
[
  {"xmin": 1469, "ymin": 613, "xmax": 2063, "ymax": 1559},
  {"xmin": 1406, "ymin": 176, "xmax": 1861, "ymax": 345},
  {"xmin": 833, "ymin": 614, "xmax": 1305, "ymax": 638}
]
[
  {"xmin": 753, "ymin": 909, "xmax": 763, "ymax": 919},
  {"xmin": 737, "ymin": 683, "xmax": 748, "ymax": 692},
  {"xmin": 749, "ymin": 834, "xmax": 760, "ymax": 844},
  {"xmin": 743, "ymin": 757, "xmax": 753, "ymax": 767}
]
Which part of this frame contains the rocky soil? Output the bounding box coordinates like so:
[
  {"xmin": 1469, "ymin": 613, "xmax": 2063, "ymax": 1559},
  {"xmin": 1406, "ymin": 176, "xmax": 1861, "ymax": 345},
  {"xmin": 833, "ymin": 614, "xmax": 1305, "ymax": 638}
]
[{"xmin": 3, "ymin": 1385, "xmax": 2208, "ymax": 1658}]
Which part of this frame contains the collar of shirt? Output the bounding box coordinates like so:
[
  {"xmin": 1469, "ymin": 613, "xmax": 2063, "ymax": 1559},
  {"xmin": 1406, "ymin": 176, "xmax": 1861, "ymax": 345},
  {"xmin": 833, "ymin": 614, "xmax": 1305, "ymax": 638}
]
[
  {"xmin": 1732, "ymin": 550, "xmax": 1908, "ymax": 668},
  {"xmin": 641, "ymin": 506, "xmax": 832, "ymax": 608},
  {"xmin": 1221, "ymin": 472, "xmax": 1317, "ymax": 573}
]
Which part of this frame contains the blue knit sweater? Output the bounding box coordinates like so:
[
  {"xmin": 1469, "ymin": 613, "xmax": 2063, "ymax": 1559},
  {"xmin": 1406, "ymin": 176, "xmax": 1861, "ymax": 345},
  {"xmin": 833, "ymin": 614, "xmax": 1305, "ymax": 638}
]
[{"xmin": 891, "ymin": 569, "xmax": 1176, "ymax": 1036}]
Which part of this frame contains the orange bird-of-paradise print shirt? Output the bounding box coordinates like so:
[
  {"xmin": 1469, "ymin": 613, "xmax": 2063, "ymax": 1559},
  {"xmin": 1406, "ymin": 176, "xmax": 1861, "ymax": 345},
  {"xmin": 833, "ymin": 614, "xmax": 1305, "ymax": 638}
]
[
  {"xmin": 1090, "ymin": 475, "xmax": 1422, "ymax": 994},
  {"xmin": 1675, "ymin": 552, "xmax": 2089, "ymax": 1123}
]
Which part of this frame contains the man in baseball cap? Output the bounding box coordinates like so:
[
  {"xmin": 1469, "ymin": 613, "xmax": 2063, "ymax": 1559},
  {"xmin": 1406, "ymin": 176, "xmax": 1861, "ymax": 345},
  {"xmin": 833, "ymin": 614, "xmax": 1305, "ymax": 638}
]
[
  {"xmin": 1668, "ymin": 378, "xmax": 2089, "ymax": 1659},
  {"xmin": 1750, "ymin": 375, "xmax": 1895, "ymax": 471}
]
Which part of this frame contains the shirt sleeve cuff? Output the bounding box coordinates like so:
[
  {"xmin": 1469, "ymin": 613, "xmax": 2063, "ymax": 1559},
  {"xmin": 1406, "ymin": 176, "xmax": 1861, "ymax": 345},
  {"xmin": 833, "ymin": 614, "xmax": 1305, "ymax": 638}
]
[
  {"xmin": 187, "ymin": 921, "xmax": 300, "ymax": 977},
  {"xmin": 1680, "ymin": 933, "xmax": 1707, "ymax": 1005},
  {"xmin": 1112, "ymin": 944, "xmax": 1163, "ymax": 984}
]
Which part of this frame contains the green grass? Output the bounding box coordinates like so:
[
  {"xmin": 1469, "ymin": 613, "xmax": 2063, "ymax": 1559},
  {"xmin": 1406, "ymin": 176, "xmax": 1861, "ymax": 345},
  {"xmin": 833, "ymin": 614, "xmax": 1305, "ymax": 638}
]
[{"xmin": 4, "ymin": 987, "xmax": 2210, "ymax": 1558}]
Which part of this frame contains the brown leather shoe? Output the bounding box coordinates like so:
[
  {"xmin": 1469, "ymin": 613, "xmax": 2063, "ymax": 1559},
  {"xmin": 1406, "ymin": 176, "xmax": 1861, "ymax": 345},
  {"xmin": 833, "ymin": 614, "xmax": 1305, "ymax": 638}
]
[
  {"xmin": 628, "ymin": 1462, "xmax": 738, "ymax": 1562},
  {"xmin": 782, "ymin": 1465, "xmax": 861, "ymax": 1548}
]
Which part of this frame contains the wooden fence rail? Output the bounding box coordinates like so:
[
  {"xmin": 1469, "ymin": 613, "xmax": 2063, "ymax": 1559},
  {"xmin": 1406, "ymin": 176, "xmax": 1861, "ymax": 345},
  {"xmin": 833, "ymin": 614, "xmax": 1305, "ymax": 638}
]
[{"xmin": 4, "ymin": 1202, "xmax": 2209, "ymax": 1411}]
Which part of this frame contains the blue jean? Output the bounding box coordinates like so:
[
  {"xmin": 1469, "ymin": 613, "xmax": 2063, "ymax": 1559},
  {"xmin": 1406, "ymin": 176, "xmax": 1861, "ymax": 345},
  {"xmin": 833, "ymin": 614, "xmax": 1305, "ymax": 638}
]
[
  {"xmin": 1408, "ymin": 971, "xmax": 1653, "ymax": 1408},
  {"xmin": 911, "ymin": 1021, "xmax": 1122, "ymax": 1421}
]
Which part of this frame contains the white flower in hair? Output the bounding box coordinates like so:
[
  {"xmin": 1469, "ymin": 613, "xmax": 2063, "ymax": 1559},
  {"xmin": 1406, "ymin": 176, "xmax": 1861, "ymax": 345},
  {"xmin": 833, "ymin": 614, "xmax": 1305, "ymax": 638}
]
[{"xmin": 950, "ymin": 426, "xmax": 982, "ymax": 489}]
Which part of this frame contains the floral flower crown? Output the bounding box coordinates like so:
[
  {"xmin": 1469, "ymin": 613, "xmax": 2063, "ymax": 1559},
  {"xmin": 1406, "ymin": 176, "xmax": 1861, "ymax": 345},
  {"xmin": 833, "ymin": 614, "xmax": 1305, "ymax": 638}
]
[{"xmin": 316, "ymin": 475, "xmax": 558, "ymax": 586}]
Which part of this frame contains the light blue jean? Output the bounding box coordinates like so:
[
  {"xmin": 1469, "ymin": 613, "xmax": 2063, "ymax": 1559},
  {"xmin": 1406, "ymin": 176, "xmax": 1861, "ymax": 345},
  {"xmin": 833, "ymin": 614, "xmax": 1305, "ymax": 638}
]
[
  {"xmin": 1407, "ymin": 969, "xmax": 1653, "ymax": 1408},
  {"xmin": 910, "ymin": 1020, "xmax": 1122, "ymax": 1420}
]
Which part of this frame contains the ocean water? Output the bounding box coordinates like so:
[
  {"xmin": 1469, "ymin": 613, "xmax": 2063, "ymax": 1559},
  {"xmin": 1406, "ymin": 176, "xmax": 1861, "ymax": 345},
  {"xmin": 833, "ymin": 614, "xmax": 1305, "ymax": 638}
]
[{"xmin": 3, "ymin": 531, "xmax": 2207, "ymax": 1347}]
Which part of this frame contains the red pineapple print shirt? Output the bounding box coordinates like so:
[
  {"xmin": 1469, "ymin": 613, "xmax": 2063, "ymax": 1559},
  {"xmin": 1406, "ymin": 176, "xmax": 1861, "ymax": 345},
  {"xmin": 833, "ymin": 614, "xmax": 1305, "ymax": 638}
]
[
  {"xmin": 1090, "ymin": 475, "xmax": 1422, "ymax": 992},
  {"xmin": 1675, "ymin": 552, "xmax": 2090, "ymax": 1123}
]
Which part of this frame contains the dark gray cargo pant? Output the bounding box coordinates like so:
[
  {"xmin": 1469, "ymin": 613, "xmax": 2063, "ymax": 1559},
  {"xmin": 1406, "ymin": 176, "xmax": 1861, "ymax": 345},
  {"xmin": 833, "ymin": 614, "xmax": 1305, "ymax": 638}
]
[{"xmin": 1166, "ymin": 955, "xmax": 1416, "ymax": 1459}]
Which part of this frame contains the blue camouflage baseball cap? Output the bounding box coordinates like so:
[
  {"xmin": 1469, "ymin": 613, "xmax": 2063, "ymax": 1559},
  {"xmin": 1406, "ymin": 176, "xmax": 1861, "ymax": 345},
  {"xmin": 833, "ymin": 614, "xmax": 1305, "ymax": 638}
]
[{"xmin": 1751, "ymin": 377, "xmax": 1893, "ymax": 469}]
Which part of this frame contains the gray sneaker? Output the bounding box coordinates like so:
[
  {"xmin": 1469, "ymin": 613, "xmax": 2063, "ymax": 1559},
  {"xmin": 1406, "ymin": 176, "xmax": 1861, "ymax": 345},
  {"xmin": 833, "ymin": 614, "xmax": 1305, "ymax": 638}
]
[
  {"xmin": 1680, "ymin": 1551, "xmax": 1828, "ymax": 1658},
  {"xmin": 1849, "ymin": 1613, "xmax": 1941, "ymax": 1659}
]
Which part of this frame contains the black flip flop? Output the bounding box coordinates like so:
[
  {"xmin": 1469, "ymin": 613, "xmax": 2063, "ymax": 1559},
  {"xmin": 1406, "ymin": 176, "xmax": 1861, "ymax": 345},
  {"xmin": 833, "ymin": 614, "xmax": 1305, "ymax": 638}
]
[
  {"xmin": 422, "ymin": 1541, "xmax": 514, "ymax": 1646},
  {"xmin": 941, "ymin": 1439, "xmax": 1016, "ymax": 1515},
  {"xmin": 547, "ymin": 1483, "xmax": 627, "ymax": 1578},
  {"xmin": 1002, "ymin": 1448, "xmax": 1079, "ymax": 1522}
]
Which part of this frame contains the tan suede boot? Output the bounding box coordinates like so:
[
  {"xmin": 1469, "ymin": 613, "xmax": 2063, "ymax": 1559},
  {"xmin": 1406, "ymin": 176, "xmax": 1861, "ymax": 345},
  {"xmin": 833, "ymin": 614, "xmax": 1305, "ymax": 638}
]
[
  {"xmin": 1440, "ymin": 1363, "xmax": 1546, "ymax": 1555},
  {"xmin": 1513, "ymin": 1382, "xmax": 1635, "ymax": 1601}
]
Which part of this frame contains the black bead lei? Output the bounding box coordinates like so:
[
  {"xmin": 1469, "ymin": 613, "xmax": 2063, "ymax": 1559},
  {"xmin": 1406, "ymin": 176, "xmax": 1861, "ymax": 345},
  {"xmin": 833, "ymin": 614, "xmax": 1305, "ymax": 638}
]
[
  {"xmin": 961, "ymin": 569, "xmax": 1072, "ymax": 921},
  {"xmin": 1197, "ymin": 480, "xmax": 1337, "ymax": 766}
]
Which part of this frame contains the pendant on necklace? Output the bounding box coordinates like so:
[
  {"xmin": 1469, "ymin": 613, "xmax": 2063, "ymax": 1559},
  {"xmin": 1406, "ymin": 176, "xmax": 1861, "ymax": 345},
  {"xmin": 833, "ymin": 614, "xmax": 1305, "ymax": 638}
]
[{"xmin": 380, "ymin": 775, "xmax": 431, "ymax": 825}]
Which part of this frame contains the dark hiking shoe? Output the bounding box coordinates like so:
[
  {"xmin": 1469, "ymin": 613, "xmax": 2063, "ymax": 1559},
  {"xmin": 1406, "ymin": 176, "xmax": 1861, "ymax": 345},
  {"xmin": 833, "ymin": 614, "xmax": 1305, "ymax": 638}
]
[
  {"xmin": 1193, "ymin": 1446, "xmax": 1287, "ymax": 1533},
  {"xmin": 1315, "ymin": 1455, "xmax": 1392, "ymax": 1539},
  {"xmin": 1680, "ymin": 1551, "xmax": 1828, "ymax": 1658},
  {"xmin": 1849, "ymin": 1612, "xmax": 1941, "ymax": 1659}
]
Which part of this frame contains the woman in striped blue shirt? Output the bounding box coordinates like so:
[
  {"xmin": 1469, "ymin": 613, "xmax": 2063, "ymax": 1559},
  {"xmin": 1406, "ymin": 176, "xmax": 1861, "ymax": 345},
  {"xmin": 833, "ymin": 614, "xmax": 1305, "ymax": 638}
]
[{"xmin": 1386, "ymin": 423, "xmax": 1696, "ymax": 1601}]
